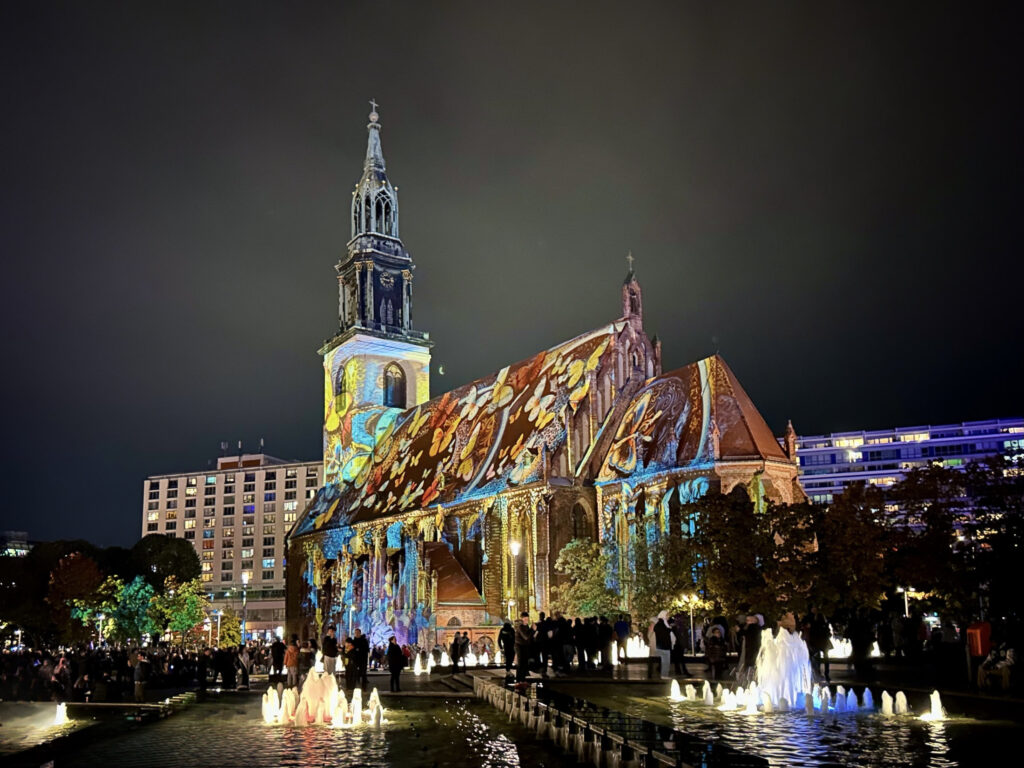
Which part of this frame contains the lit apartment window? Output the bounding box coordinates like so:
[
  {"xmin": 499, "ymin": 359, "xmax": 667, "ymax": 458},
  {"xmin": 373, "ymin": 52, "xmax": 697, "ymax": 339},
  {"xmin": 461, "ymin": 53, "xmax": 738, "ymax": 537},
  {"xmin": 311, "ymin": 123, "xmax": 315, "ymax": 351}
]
[
  {"xmin": 263, "ymin": 525, "xmax": 275, "ymax": 535},
  {"xmin": 201, "ymin": 562, "xmax": 212, "ymax": 572},
  {"xmin": 202, "ymin": 529, "xmax": 214, "ymax": 539},
  {"xmin": 899, "ymin": 433, "xmax": 930, "ymax": 442},
  {"xmin": 264, "ymin": 492, "xmax": 276, "ymax": 502},
  {"xmin": 205, "ymin": 475, "xmax": 217, "ymax": 485},
  {"xmin": 241, "ymin": 548, "xmax": 254, "ymax": 558},
  {"xmin": 165, "ymin": 509, "xmax": 177, "ymax": 520},
  {"xmin": 243, "ymin": 494, "xmax": 255, "ymax": 504},
  {"xmin": 262, "ymin": 558, "xmax": 275, "ymax": 568},
  {"xmin": 243, "ymin": 520, "xmax": 254, "ymax": 531},
  {"xmin": 284, "ymin": 501, "xmax": 298, "ymax": 511},
  {"xmin": 263, "ymin": 503, "xmax": 275, "ymax": 514},
  {"xmin": 284, "ymin": 512, "xmax": 297, "ymax": 523},
  {"xmin": 306, "ymin": 467, "xmax": 317, "ymax": 477},
  {"xmin": 188, "ymin": 477, "xmax": 198, "ymax": 486},
  {"xmin": 185, "ymin": 487, "xmax": 197, "ymax": 497},
  {"xmin": 202, "ymin": 540, "xmax": 214, "ymax": 550},
  {"xmin": 286, "ymin": 469, "xmax": 297, "ymax": 478},
  {"xmin": 222, "ymin": 549, "xmax": 233, "ymax": 558},
  {"xmin": 204, "ymin": 508, "xmax": 215, "ymax": 517},
  {"xmin": 241, "ymin": 570, "xmax": 253, "ymax": 582},
  {"xmin": 222, "ymin": 527, "xmax": 234, "ymax": 537},
  {"xmin": 263, "ymin": 513, "xmax": 276, "ymax": 524},
  {"xmin": 201, "ymin": 573, "xmax": 213, "ymax": 583},
  {"xmin": 147, "ymin": 512, "xmax": 159, "ymax": 522},
  {"xmin": 307, "ymin": 489, "xmax": 317, "ymax": 499},
  {"xmin": 204, "ymin": 519, "xmax": 215, "ymax": 528},
  {"xmin": 202, "ymin": 550, "xmax": 213, "ymax": 560},
  {"xmin": 184, "ymin": 520, "xmax": 196, "ymax": 530}
]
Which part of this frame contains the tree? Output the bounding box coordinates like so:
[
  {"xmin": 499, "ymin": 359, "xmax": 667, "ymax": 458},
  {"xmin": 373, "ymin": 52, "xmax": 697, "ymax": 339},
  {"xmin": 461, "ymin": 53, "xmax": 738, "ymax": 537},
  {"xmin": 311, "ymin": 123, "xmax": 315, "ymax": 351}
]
[
  {"xmin": 150, "ymin": 576, "xmax": 209, "ymax": 645},
  {"xmin": 631, "ymin": 533, "xmax": 700, "ymax": 621},
  {"xmin": 109, "ymin": 576, "xmax": 158, "ymax": 644},
  {"xmin": 131, "ymin": 535, "xmax": 201, "ymax": 590},
  {"xmin": 550, "ymin": 539, "xmax": 621, "ymax": 617},
  {"xmin": 47, "ymin": 553, "xmax": 105, "ymax": 642},
  {"xmin": 69, "ymin": 575, "xmax": 122, "ymax": 639},
  {"xmin": 218, "ymin": 607, "xmax": 242, "ymax": 648},
  {"xmin": 812, "ymin": 483, "xmax": 888, "ymax": 621}
]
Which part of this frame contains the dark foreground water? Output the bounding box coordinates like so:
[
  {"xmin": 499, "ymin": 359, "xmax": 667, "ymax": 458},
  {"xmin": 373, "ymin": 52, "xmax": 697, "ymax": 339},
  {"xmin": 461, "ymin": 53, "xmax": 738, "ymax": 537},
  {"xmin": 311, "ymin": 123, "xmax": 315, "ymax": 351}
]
[
  {"xmin": 551, "ymin": 682, "xmax": 1023, "ymax": 768},
  {"xmin": 15, "ymin": 695, "xmax": 568, "ymax": 768}
]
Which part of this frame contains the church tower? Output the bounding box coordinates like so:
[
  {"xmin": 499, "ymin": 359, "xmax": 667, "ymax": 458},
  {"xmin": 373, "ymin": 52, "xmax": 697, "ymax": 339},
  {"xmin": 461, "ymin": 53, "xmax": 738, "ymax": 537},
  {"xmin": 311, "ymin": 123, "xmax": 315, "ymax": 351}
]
[{"xmin": 319, "ymin": 103, "xmax": 432, "ymax": 483}]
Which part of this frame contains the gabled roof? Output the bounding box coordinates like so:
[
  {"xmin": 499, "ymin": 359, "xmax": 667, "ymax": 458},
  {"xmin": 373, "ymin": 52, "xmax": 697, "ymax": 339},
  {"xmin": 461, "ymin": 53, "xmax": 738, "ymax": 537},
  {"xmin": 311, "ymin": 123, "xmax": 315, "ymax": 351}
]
[{"xmin": 595, "ymin": 354, "xmax": 787, "ymax": 482}]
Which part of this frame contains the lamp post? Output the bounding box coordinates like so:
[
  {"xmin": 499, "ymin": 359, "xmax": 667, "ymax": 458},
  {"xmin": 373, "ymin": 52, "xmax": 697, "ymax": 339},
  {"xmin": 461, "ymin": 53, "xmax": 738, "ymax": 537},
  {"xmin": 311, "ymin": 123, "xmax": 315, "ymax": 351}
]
[
  {"xmin": 96, "ymin": 613, "xmax": 105, "ymax": 647},
  {"xmin": 241, "ymin": 572, "xmax": 249, "ymax": 643},
  {"xmin": 349, "ymin": 605, "xmax": 355, "ymax": 637},
  {"xmin": 896, "ymin": 586, "xmax": 911, "ymax": 618},
  {"xmin": 509, "ymin": 540, "xmax": 521, "ymax": 618}
]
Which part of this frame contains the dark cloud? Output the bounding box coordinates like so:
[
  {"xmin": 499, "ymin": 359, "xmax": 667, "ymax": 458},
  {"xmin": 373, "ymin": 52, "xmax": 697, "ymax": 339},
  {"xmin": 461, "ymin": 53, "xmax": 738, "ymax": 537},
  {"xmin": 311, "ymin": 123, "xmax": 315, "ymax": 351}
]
[{"xmin": 2, "ymin": 2, "xmax": 1021, "ymax": 545}]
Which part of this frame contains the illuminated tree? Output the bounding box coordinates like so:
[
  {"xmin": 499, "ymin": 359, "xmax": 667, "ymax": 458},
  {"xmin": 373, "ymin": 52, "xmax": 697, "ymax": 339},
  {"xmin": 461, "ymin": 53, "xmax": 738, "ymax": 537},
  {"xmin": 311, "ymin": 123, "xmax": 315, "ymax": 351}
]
[
  {"xmin": 150, "ymin": 576, "xmax": 209, "ymax": 645},
  {"xmin": 551, "ymin": 539, "xmax": 620, "ymax": 617},
  {"xmin": 47, "ymin": 553, "xmax": 105, "ymax": 642},
  {"xmin": 109, "ymin": 576, "xmax": 158, "ymax": 643},
  {"xmin": 631, "ymin": 533, "xmax": 700, "ymax": 621},
  {"xmin": 218, "ymin": 607, "xmax": 242, "ymax": 648}
]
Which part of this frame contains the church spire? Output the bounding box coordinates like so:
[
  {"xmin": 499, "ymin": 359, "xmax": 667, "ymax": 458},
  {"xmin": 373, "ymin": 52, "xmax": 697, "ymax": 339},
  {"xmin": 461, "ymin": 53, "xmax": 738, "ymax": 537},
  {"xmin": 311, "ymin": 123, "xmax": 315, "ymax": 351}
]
[
  {"xmin": 351, "ymin": 100, "xmax": 399, "ymax": 240},
  {"xmin": 621, "ymin": 251, "xmax": 643, "ymax": 332}
]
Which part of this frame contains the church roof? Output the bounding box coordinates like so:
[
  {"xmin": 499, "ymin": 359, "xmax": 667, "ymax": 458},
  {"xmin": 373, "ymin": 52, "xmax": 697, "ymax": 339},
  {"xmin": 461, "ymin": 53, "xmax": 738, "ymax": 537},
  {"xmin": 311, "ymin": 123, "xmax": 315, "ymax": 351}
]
[
  {"xmin": 294, "ymin": 322, "xmax": 624, "ymax": 535},
  {"xmin": 294, "ymin": 338, "xmax": 787, "ymax": 537},
  {"xmin": 595, "ymin": 354, "xmax": 788, "ymax": 483}
]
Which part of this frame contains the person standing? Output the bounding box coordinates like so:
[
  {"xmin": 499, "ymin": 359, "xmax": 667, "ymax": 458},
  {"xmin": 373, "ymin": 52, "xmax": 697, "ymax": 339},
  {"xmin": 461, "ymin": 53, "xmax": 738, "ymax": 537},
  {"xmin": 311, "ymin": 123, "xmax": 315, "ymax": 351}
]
[
  {"xmin": 343, "ymin": 638, "xmax": 358, "ymax": 692},
  {"xmin": 284, "ymin": 637, "xmax": 299, "ymax": 688},
  {"xmin": 386, "ymin": 636, "xmax": 406, "ymax": 692},
  {"xmin": 270, "ymin": 636, "xmax": 286, "ymax": 682},
  {"xmin": 705, "ymin": 625, "xmax": 727, "ymax": 680},
  {"xmin": 449, "ymin": 633, "xmax": 462, "ymax": 675},
  {"xmin": 133, "ymin": 652, "xmax": 149, "ymax": 703},
  {"xmin": 352, "ymin": 629, "xmax": 370, "ymax": 689},
  {"xmin": 499, "ymin": 621, "xmax": 516, "ymax": 678},
  {"xmin": 514, "ymin": 612, "xmax": 535, "ymax": 683},
  {"xmin": 322, "ymin": 627, "xmax": 339, "ymax": 677},
  {"xmin": 802, "ymin": 607, "xmax": 832, "ymax": 683},
  {"xmin": 614, "ymin": 615, "xmax": 630, "ymax": 660},
  {"xmin": 652, "ymin": 612, "xmax": 673, "ymax": 679}
]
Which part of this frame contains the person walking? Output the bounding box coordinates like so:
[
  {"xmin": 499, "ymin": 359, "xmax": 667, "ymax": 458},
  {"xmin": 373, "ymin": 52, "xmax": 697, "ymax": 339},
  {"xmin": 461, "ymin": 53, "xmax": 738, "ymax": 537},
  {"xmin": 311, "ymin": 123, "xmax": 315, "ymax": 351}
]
[
  {"xmin": 322, "ymin": 627, "xmax": 339, "ymax": 677},
  {"xmin": 386, "ymin": 636, "xmax": 406, "ymax": 692}
]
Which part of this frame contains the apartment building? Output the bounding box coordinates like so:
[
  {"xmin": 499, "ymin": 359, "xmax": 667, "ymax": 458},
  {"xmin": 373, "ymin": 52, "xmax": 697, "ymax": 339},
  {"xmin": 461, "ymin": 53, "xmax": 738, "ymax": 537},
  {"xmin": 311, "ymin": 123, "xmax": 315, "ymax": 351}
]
[{"xmin": 142, "ymin": 453, "xmax": 321, "ymax": 640}]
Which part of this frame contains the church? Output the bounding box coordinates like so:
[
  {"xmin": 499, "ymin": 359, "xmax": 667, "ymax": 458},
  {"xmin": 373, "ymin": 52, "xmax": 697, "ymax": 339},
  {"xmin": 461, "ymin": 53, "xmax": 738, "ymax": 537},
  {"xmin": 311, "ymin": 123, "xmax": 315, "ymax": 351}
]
[{"xmin": 285, "ymin": 105, "xmax": 803, "ymax": 649}]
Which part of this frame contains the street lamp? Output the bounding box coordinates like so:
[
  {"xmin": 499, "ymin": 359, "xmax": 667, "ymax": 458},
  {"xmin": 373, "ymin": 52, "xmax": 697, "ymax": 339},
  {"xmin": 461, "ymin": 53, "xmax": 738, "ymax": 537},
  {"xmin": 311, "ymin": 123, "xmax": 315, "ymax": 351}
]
[
  {"xmin": 96, "ymin": 613, "xmax": 105, "ymax": 646},
  {"xmin": 349, "ymin": 605, "xmax": 355, "ymax": 637},
  {"xmin": 896, "ymin": 586, "xmax": 912, "ymax": 618},
  {"xmin": 509, "ymin": 541, "xmax": 521, "ymax": 617},
  {"xmin": 241, "ymin": 572, "xmax": 249, "ymax": 643}
]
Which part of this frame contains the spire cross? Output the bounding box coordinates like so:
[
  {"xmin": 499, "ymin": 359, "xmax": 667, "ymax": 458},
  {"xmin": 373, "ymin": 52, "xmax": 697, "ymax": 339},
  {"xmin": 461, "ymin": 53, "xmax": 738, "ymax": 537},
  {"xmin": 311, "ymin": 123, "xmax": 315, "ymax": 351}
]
[
  {"xmin": 369, "ymin": 98, "xmax": 379, "ymax": 113},
  {"xmin": 626, "ymin": 251, "xmax": 634, "ymax": 271}
]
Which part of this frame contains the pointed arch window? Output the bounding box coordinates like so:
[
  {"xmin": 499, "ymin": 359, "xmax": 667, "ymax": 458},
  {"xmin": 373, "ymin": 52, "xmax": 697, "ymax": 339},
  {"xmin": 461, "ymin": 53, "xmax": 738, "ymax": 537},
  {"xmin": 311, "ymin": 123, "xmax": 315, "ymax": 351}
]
[
  {"xmin": 374, "ymin": 192, "xmax": 393, "ymax": 235},
  {"xmin": 383, "ymin": 363, "xmax": 406, "ymax": 408}
]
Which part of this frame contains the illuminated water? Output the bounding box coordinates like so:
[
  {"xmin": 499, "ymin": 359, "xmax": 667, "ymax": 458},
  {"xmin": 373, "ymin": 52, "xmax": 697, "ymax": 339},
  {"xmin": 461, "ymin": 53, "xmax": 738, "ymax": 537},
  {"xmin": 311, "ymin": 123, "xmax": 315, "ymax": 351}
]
[
  {"xmin": 53, "ymin": 695, "xmax": 568, "ymax": 767},
  {"xmin": 552, "ymin": 683, "xmax": 1021, "ymax": 768}
]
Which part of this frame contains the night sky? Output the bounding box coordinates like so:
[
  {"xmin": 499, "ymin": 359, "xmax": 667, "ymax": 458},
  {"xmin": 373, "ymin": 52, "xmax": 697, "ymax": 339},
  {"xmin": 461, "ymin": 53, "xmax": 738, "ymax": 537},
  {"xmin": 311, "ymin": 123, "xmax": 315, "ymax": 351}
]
[{"xmin": 2, "ymin": 2, "xmax": 1021, "ymax": 546}]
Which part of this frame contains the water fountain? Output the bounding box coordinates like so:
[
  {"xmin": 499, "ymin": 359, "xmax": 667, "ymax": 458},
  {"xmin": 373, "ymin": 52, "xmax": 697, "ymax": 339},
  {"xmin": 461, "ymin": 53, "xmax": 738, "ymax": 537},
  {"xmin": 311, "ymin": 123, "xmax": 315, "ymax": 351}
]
[
  {"xmin": 669, "ymin": 679, "xmax": 684, "ymax": 702},
  {"xmin": 261, "ymin": 672, "xmax": 385, "ymax": 727},
  {"xmin": 919, "ymin": 691, "xmax": 945, "ymax": 722},
  {"xmin": 413, "ymin": 655, "xmax": 424, "ymax": 676},
  {"xmin": 894, "ymin": 691, "xmax": 908, "ymax": 715},
  {"xmin": 54, "ymin": 703, "xmax": 69, "ymax": 725}
]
